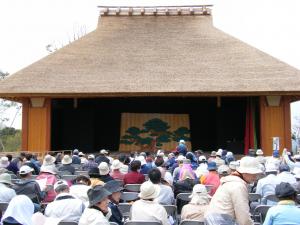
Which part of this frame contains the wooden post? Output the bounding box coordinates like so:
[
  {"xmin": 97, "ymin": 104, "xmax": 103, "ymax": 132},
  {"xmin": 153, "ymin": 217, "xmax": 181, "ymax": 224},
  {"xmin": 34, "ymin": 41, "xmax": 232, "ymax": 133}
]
[
  {"xmin": 260, "ymin": 96, "xmax": 291, "ymax": 156},
  {"xmin": 22, "ymin": 98, "xmax": 51, "ymax": 154}
]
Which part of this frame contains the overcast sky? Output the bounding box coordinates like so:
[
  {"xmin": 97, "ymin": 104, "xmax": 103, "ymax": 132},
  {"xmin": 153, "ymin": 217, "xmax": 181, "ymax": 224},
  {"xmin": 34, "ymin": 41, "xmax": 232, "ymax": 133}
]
[{"xmin": 1, "ymin": 0, "xmax": 300, "ymax": 129}]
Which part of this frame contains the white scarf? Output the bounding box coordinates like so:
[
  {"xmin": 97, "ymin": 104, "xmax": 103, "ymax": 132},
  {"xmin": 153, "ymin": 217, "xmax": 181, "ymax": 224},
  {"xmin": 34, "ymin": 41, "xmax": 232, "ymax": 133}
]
[{"xmin": 1, "ymin": 195, "xmax": 34, "ymax": 225}]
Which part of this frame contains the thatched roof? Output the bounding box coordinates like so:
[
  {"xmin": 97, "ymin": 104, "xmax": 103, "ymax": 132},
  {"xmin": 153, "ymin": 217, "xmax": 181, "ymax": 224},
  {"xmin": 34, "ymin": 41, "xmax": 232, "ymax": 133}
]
[{"xmin": 1, "ymin": 14, "xmax": 300, "ymax": 98}]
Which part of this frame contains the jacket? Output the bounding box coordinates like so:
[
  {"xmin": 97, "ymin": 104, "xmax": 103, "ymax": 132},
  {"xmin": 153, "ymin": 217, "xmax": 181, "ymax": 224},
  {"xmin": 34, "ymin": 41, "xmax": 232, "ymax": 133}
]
[
  {"xmin": 123, "ymin": 171, "xmax": 145, "ymax": 185},
  {"xmin": 58, "ymin": 164, "xmax": 75, "ymax": 175},
  {"xmin": 13, "ymin": 179, "xmax": 44, "ymax": 203},
  {"xmin": 108, "ymin": 202, "xmax": 123, "ymax": 225},
  {"xmin": 206, "ymin": 175, "xmax": 253, "ymax": 225},
  {"xmin": 45, "ymin": 193, "xmax": 85, "ymax": 222},
  {"xmin": 79, "ymin": 207, "xmax": 110, "ymax": 225},
  {"xmin": 0, "ymin": 183, "xmax": 16, "ymax": 202},
  {"xmin": 181, "ymin": 203, "xmax": 208, "ymax": 221},
  {"xmin": 36, "ymin": 172, "xmax": 58, "ymax": 202}
]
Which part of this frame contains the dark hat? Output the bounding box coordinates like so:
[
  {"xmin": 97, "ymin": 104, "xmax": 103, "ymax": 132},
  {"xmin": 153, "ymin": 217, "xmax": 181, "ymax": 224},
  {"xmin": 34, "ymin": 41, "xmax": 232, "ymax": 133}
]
[
  {"xmin": 275, "ymin": 182, "xmax": 296, "ymax": 198},
  {"xmin": 88, "ymin": 185, "xmax": 112, "ymax": 207},
  {"xmin": 279, "ymin": 164, "xmax": 290, "ymax": 173},
  {"xmin": 104, "ymin": 180, "xmax": 124, "ymax": 193},
  {"xmin": 207, "ymin": 161, "xmax": 217, "ymax": 171}
]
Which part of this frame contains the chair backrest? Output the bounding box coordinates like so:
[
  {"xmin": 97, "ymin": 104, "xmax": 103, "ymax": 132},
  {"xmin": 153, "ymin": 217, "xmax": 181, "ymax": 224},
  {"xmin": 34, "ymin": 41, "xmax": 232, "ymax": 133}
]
[
  {"xmin": 72, "ymin": 164, "xmax": 82, "ymax": 170},
  {"xmin": 265, "ymin": 194, "xmax": 279, "ymax": 203},
  {"xmin": 124, "ymin": 184, "xmax": 142, "ymax": 192},
  {"xmin": 163, "ymin": 205, "xmax": 177, "ymax": 217},
  {"xmin": 121, "ymin": 192, "xmax": 139, "ymax": 202},
  {"xmin": 176, "ymin": 193, "xmax": 191, "ymax": 202},
  {"xmin": 74, "ymin": 170, "xmax": 89, "ymax": 176},
  {"xmin": 125, "ymin": 221, "xmax": 162, "ymax": 225},
  {"xmin": 62, "ymin": 175, "xmax": 78, "ymax": 181},
  {"xmin": 253, "ymin": 205, "xmax": 272, "ymax": 223},
  {"xmin": 249, "ymin": 193, "xmax": 262, "ymax": 203},
  {"xmin": 0, "ymin": 202, "xmax": 9, "ymax": 212},
  {"xmin": 110, "ymin": 222, "xmax": 119, "ymax": 225},
  {"xmin": 119, "ymin": 203, "xmax": 132, "ymax": 214},
  {"xmin": 179, "ymin": 220, "xmax": 205, "ymax": 225},
  {"xmin": 58, "ymin": 222, "xmax": 78, "ymax": 225}
]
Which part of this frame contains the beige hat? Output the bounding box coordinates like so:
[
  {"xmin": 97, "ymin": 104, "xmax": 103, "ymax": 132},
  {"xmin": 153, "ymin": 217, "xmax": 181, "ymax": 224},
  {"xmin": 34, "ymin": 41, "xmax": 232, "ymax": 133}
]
[
  {"xmin": 189, "ymin": 184, "xmax": 210, "ymax": 198},
  {"xmin": 0, "ymin": 157, "xmax": 9, "ymax": 168},
  {"xmin": 43, "ymin": 154, "xmax": 56, "ymax": 166},
  {"xmin": 210, "ymin": 151, "xmax": 217, "ymax": 157},
  {"xmin": 216, "ymin": 149, "xmax": 223, "ymax": 156},
  {"xmin": 217, "ymin": 165, "xmax": 231, "ymax": 175},
  {"xmin": 111, "ymin": 159, "xmax": 122, "ymax": 170},
  {"xmin": 100, "ymin": 149, "xmax": 108, "ymax": 155},
  {"xmin": 138, "ymin": 181, "xmax": 160, "ymax": 200},
  {"xmin": 99, "ymin": 162, "xmax": 110, "ymax": 175},
  {"xmin": 237, "ymin": 156, "xmax": 262, "ymax": 174},
  {"xmin": 19, "ymin": 165, "xmax": 34, "ymax": 175},
  {"xmin": 62, "ymin": 155, "xmax": 72, "ymax": 165},
  {"xmin": 0, "ymin": 173, "xmax": 13, "ymax": 185}
]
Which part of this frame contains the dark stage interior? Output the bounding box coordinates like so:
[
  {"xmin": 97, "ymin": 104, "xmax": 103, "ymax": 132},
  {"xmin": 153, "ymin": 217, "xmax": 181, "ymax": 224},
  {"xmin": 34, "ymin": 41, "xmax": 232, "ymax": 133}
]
[{"xmin": 51, "ymin": 97, "xmax": 258, "ymax": 154}]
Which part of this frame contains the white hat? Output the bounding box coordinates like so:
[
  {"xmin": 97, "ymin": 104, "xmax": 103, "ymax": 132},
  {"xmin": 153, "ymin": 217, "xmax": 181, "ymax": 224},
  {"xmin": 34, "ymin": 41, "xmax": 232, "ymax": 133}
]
[
  {"xmin": 0, "ymin": 173, "xmax": 13, "ymax": 185},
  {"xmin": 43, "ymin": 154, "xmax": 56, "ymax": 166},
  {"xmin": 136, "ymin": 155, "xmax": 146, "ymax": 166},
  {"xmin": 265, "ymin": 163, "xmax": 278, "ymax": 173},
  {"xmin": 54, "ymin": 180, "xmax": 69, "ymax": 192},
  {"xmin": 237, "ymin": 156, "xmax": 262, "ymax": 174},
  {"xmin": 216, "ymin": 149, "xmax": 223, "ymax": 156},
  {"xmin": 199, "ymin": 155, "xmax": 207, "ymax": 161},
  {"xmin": 0, "ymin": 157, "xmax": 9, "ymax": 168},
  {"xmin": 138, "ymin": 181, "xmax": 160, "ymax": 200},
  {"xmin": 99, "ymin": 162, "xmax": 110, "ymax": 175},
  {"xmin": 218, "ymin": 165, "xmax": 231, "ymax": 175},
  {"xmin": 229, "ymin": 161, "xmax": 239, "ymax": 170},
  {"xmin": 19, "ymin": 165, "xmax": 34, "ymax": 175},
  {"xmin": 176, "ymin": 155, "xmax": 186, "ymax": 161},
  {"xmin": 111, "ymin": 159, "xmax": 122, "ymax": 170},
  {"xmin": 256, "ymin": 149, "xmax": 264, "ymax": 155},
  {"xmin": 79, "ymin": 152, "xmax": 85, "ymax": 156},
  {"xmin": 179, "ymin": 140, "xmax": 185, "ymax": 144},
  {"xmin": 293, "ymin": 167, "xmax": 300, "ymax": 179},
  {"xmin": 100, "ymin": 149, "xmax": 108, "ymax": 155},
  {"xmin": 62, "ymin": 155, "xmax": 72, "ymax": 165},
  {"xmin": 88, "ymin": 154, "xmax": 95, "ymax": 160},
  {"xmin": 226, "ymin": 152, "xmax": 233, "ymax": 157},
  {"xmin": 189, "ymin": 184, "xmax": 210, "ymax": 198}
]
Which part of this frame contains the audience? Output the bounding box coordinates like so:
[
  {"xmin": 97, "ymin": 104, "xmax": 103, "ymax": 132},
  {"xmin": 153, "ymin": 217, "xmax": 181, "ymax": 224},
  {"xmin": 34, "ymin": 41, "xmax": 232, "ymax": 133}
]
[
  {"xmin": 95, "ymin": 150, "xmax": 110, "ymax": 165},
  {"xmin": 0, "ymin": 173, "xmax": 16, "ymax": 202},
  {"xmin": 123, "ymin": 160, "xmax": 145, "ymax": 185},
  {"xmin": 82, "ymin": 154, "xmax": 98, "ymax": 171},
  {"xmin": 58, "ymin": 155, "xmax": 75, "ymax": 175},
  {"xmin": 70, "ymin": 175, "xmax": 91, "ymax": 204},
  {"xmin": 88, "ymin": 167, "xmax": 105, "ymax": 187},
  {"xmin": 72, "ymin": 149, "xmax": 81, "ymax": 165},
  {"xmin": 98, "ymin": 162, "xmax": 114, "ymax": 183},
  {"xmin": 200, "ymin": 161, "xmax": 220, "ymax": 196},
  {"xmin": 181, "ymin": 184, "xmax": 210, "ymax": 221},
  {"xmin": 110, "ymin": 160, "xmax": 125, "ymax": 181}
]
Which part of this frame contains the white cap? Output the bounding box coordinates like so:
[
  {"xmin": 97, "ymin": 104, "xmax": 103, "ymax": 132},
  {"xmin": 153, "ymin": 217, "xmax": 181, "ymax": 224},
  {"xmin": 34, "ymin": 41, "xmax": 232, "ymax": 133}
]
[
  {"xmin": 98, "ymin": 162, "xmax": 110, "ymax": 175},
  {"xmin": 19, "ymin": 165, "xmax": 34, "ymax": 175},
  {"xmin": 179, "ymin": 140, "xmax": 185, "ymax": 144},
  {"xmin": 265, "ymin": 163, "xmax": 278, "ymax": 173},
  {"xmin": 237, "ymin": 156, "xmax": 262, "ymax": 174},
  {"xmin": 199, "ymin": 155, "xmax": 207, "ymax": 161},
  {"xmin": 100, "ymin": 149, "xmax": 108, "ymax": 154},
  {"xmin": 138, "ymin": 181, "xmax": 160, "ymax": 200},
  {"xmin": 256, "ymin": 149, "xmax": 264, "ymax": 155}
]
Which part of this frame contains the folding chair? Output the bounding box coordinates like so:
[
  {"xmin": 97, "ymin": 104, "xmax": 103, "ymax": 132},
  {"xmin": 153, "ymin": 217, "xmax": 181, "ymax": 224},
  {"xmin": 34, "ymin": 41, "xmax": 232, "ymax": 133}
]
[
  {"xmin": 58, "ymin": 222, "xmax": 78, "ymax": 225},
  {"xmin": 62, "ymin": 175, "xmax": 78, "ymax": 181},
  {"xmin": 74, "ymin": 170, "xmax": 89, "ymax": 176},
  {"xmin": 72, "ymin": 164, "xmax": 82, "ymax": 170},
  {"xmin": 253, "ymin": 205, "xmax": 272, "ymax": 223},
  {"xmin": 176, "ymin": 193, "xmax": 191, "ymax": 214},
  {"xmin": 265, "ymin": 194, "xmax": 279, "ymax": 203},
  {"xmin": 163, "ymin": 205, "xmax": 177, "ymax": 225},
  {"xmin": 249, "ymin": 193, "xmax": 262, "ymax": 203},
  {"xmin": 179, "ymin": 220, "xmax": 205, "ymax": 225},
  {"xmin": 124, "ymin": 184, "xmax": 141, "ymax": 192},
  {"xmin": 0, "ymin": 202, "xmax": 9, "ymax": 212},
  {"xmin": 125, "ymin": 221, "xmax": 162, "ymax": 225},
  {"xmin": 119, "ymin": 203, "xmax": 132, "ymax": 219},
  {"xmin": 120, "ymin": 192, "xmax": 139, "ymax": 202},
  {"xmin": 110, "ymin": 222, "xmax": 119, "ymax": 225}
]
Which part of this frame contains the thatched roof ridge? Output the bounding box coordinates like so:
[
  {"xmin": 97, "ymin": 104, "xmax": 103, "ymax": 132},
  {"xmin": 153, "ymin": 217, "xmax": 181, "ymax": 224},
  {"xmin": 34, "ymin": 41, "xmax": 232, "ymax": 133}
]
[{"xmin": 1, "ymin": 15, "xmax": 300, "ymax": 98}]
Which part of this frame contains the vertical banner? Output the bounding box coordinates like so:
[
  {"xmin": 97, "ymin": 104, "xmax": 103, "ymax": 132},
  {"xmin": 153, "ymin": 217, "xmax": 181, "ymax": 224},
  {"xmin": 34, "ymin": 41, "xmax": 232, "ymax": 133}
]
[{"xmin": 119, "ymin": 113, "xmax": 191, "ymax": 152}]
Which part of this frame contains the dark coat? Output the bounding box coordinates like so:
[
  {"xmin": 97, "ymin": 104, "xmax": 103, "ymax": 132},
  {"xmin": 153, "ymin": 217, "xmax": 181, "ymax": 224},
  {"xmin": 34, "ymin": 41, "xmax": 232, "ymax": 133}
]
[{"xmin": 108, "ymin": 202, "xmax": 123, "ymax": 225}]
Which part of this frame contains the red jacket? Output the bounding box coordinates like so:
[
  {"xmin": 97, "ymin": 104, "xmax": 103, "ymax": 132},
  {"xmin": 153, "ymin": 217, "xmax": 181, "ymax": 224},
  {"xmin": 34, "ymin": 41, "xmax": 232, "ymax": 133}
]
[{"xmin": 123, "ymin": 171, "xmax": 145, "ymax": 185}]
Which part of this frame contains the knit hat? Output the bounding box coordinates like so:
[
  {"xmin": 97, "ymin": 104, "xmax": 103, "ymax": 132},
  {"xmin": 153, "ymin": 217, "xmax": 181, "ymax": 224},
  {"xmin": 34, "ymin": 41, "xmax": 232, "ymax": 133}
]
[
  {"xmin": 237, "ymin": 156, "xmax": 262, "ymax": 174},
  {"xmin": 62, "ymin": 155, "xmax": 72, "ymax": 165},
  {"xmin": 98, "ymin": 162, "xmax": 110, "ymax": 175},
  {"xmin": 138, "ymin": 181, "xmax": 160, "ymax": 200}
]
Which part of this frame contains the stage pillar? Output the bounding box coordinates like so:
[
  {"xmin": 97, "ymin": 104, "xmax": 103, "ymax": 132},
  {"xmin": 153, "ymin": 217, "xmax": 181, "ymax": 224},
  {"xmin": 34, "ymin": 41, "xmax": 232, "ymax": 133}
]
[
  {"xmin": 260, "ymin": 96, "xmax": 291, "ymax": 156},
  {"xmin": 22, "ymin": 98, "xmax": 51, "ymax": 154}
]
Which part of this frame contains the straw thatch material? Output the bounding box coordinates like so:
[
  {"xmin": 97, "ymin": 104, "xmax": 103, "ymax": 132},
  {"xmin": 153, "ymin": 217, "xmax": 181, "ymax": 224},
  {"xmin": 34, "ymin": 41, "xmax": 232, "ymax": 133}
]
[{"xmin": 1, "ymin": 15, "xmax": 300, "ymax": 97}]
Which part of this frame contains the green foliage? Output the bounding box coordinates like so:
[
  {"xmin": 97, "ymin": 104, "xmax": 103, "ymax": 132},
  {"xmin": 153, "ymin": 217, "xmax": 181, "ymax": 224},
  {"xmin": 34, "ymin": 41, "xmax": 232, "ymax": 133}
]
[
  {"xmin": 0, "ymin": 127, "xmax": 21, "ymax": 152},
  {"xmin": 120, "ymin": 117, "xmax": 190, "ymax": 150}
]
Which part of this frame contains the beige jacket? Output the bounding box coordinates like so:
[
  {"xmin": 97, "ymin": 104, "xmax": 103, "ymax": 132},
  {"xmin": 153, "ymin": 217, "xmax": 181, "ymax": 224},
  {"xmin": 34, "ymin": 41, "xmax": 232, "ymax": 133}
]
[
  {"xmin": 181, "ymin": 203, "xmax": 208, "ymax": 221},
  {"xmin": 206, "ymin": 175, "xmax": 253, "ymax": 225}
]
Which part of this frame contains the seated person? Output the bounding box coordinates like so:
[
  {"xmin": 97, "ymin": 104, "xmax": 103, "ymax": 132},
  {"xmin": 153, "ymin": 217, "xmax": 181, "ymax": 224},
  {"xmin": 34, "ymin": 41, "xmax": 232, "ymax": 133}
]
[
  {"xmin": 58, "ymin": 155, "xmax": 75, "ymax": 175},
  {"xmin": 123, "ymin": 160, "xmax": 145, "ymax": 185},
  {"xmin": 131, "ymin": 181, "xmax": 170, "ymax": 225},
  {"xmin": 263, "ymin": 182, "xmax": 300, "ymax": 225},
  {"xmin": 13, "ymin": 165, "xmax": 44, "ymax": 203},
  {"xmin": 89, "ymin": 167, "xmax": 105, "ymax": 187},
  {"xmin": 181, "ymin": 184, "xmax": 210, "ymax": 221},
  {"xmin": 70, "ymin": 175, "xmax": 91, "ymax": 204},
  {"xmin": 104, "ymin": 180, "xmax": 124, "ymax": 225},
  {"xmin": 98, "ymin": 162, "xmax": 114, "ymax": 183},
  {"xmin": 45, "ymin": 180, "xmax": 85, "ymax": 222},
  {"xmin": 0, "ymin": 173, "xmax": 16, "ymax": 203},
  {"xmin": 200, "ymin": 161, "xmax": 220, "ymax": 196}
]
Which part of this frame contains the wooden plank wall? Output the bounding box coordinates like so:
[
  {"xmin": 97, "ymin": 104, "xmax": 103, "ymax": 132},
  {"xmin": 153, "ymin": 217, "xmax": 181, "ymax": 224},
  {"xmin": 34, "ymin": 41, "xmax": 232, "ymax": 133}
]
[
  {"xmin": 22, "ymin": 98, "xmax": 51, "ymax": 154},
  {"xmin": 260, "ymin": 96, "xmax": 291, "ymax": 156}
]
